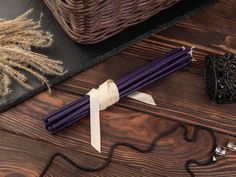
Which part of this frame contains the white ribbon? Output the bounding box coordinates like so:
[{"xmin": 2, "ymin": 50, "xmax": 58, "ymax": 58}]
[
  {"xmin": 87, "ymin": 79, "xmax": 156, "ymax": 153},
  {"xmin": 127, "ymin": 91, "xmax": 156, "ymax": 106},
  {"xmin": 87, "ymin": 80, "xmax": 120, "ymax": 152}
]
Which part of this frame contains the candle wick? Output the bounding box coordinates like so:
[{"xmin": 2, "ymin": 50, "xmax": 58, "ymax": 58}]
[
  {"xmin": 188, "ymin": 50, "xmax": 193, "ymax": 57},
  {"xmin": 189, "ymin": 46, "xmax": 197, "ymax": 62}
]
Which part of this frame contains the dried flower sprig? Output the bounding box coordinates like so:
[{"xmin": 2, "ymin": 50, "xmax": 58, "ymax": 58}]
[{"xmin": 0, "ymin": 9, "xmax": 65, "ymax": 97}]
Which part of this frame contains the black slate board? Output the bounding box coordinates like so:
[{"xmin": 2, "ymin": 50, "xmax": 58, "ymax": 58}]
[{"xmin": 0, "ymin": 0, "xmax": 216, "ymax": 111}]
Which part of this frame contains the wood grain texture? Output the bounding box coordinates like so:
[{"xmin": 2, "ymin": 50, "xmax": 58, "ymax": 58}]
[
  {"xmin": 54, "ymin": 0, "xmax": 236, "ymax": 136},
  {"xmin": 0, "ymin": 0, "xmax": 236, "ymax": 176},
  {"xmin": 0, "ymin": 130, "xmax": 156, "ymax": 177},
  {"xmin": 0, "ymin": 90, "xmax": 236, "ymax": 176}
]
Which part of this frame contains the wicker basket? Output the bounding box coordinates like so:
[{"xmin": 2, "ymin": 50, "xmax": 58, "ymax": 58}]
[{"xmin": 44, "ymin": 0, "xmax": 182, "ymax": 44}]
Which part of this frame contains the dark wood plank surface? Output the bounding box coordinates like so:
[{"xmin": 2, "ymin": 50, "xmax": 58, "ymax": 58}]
[
  {"xmin": 0, "ymin": 0, "xmax": 236, "ymax": 176},
  {"xmin": 0, "ymin": 90, "xmax": 236, "ymax": 177},
  {"xmin": 0, "ymin": 129, "xmax": 154, "ymax": 177}
]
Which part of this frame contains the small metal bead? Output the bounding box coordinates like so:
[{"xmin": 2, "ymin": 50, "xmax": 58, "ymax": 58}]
[
  {"xmin": 227, "ymin": 142, "xmax": 236, "ymax": 152},
  {"xmin": 215, "ymin": 146, "xmax": 227, "ymax": 156},
  {"xmin": 212, "ymin": 156, "xmax": 217, "ymax": 162}
]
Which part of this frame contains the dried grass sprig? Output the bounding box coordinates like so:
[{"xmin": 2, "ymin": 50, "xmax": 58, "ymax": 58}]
[
  {"xmin": 0, "ymin": 9, "xmax": 65, "ymax": 97},
  {"xmin": 0, "ymin": 73, "xmax": 11, "ymax": 97}
]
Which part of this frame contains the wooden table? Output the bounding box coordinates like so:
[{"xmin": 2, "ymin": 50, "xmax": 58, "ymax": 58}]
[{"xmin": 0, "ymin": 0, "xmax": 235, "ymax": 176}]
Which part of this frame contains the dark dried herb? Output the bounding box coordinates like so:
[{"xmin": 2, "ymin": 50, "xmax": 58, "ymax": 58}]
[{"xmin": 205, "ymin": 53, "xmax": 236, "ymax": 104}]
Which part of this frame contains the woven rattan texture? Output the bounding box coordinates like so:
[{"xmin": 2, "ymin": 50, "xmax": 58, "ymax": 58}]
[{"xmin": 44, "ymin": 0, "xmax": 182, "ymax": 44}]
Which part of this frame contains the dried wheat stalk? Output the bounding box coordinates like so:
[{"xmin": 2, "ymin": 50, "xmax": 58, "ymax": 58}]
[{"xmin": 0, "ymin": 9, "xmax": 65, "ymax": 98}]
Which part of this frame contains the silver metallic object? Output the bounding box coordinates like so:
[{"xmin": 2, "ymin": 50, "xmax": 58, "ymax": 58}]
[
  {"xmin": 227, "ymin": 142, "xmax": 236, "ymax": 152},
  {"xmin": 215, "ymin": 146, "xmax": 227, "ymax": 156}
]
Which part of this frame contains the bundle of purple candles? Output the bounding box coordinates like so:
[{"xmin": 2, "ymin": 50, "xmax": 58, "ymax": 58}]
[{"xmin": 43, "ymin": 47, "xmax": 193, "ymax": 134}]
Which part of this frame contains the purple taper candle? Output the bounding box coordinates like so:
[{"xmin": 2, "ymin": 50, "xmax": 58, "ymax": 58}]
[{"xmin": 44, "ymin": 47, "xmax": 192, "ymax": 133}]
